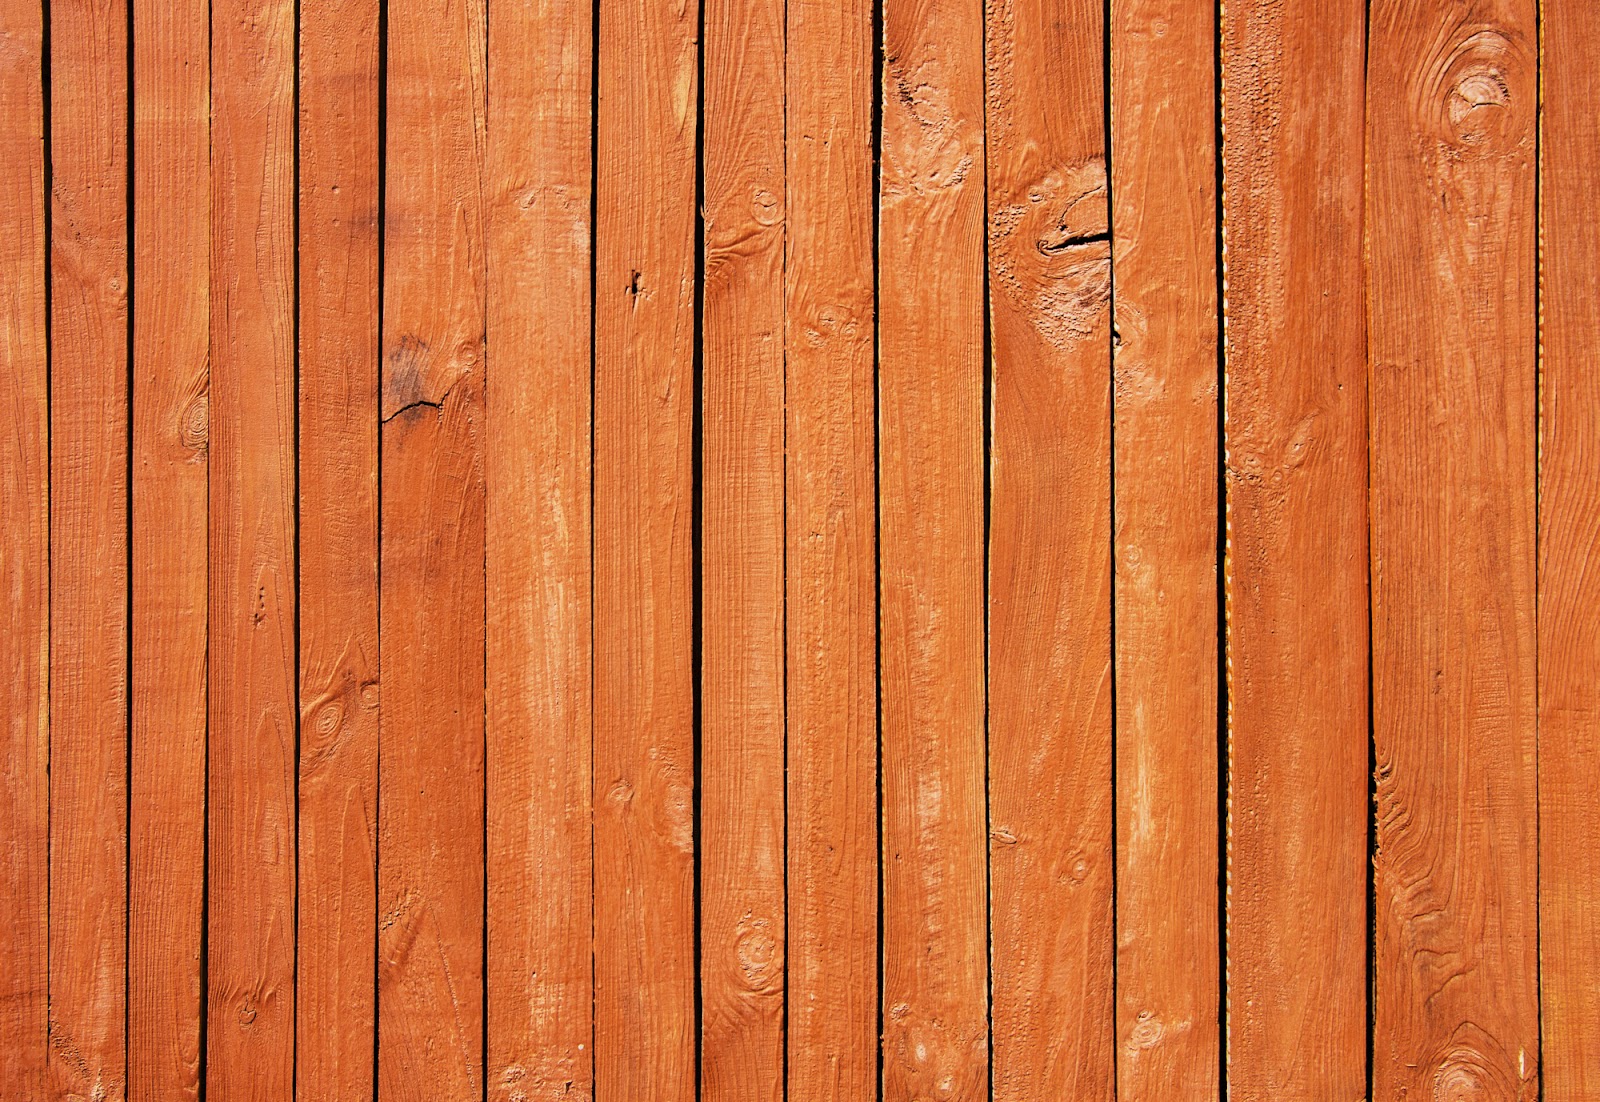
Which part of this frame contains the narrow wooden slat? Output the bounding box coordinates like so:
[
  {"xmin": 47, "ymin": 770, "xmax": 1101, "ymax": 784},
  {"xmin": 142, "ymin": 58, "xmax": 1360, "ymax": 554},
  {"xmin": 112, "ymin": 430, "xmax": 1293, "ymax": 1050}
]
[
  {"xmin": 783, "ymin": 0, "xmax": 876, "ymax": 1094},
  {"xmin": 878, "ymin": 0, "xmax": 986, "ymax": 1094},
  {"xmin": 129, "ymin": 0, "xmax": 208, "ymax": 1091},
  {"xmin": 298, "ymin": 0, "xmax": 379, "ymax": 1093},
  {"xmin": 700, "ymin": 0, "xmax": 785, "ymax": 1096},
  {"xmin": 378, "ymin": 0, "xmax": 487, "ymax": 1094},
  {"xmin": 984, "ymin": 0, "xmax": 1113, "ymax": 1094},
  {"xmin": 47, "ymin": 0, "xmax": 129, "ymax": 1094},
  {"xmin": 592, "ymin": 0, "xmax": 698, "ymax": 1092},
  {"xmin": 0, "ymin": 0, "xmax": 49, "ymax": 1090},
  {"xmin": 484, "ymin": 0, "xmax": 593, "ymax": 1096},
  {"xmin": 1220, "ymin": 1, "xmax": 1368, "ymax": 1096},
  {"xmin": 1368, "ymin": 2, "xmax": 1539, "ymax": 1094},
  {"xmin": 1109, "ymin": 0, "xmax": 1219, "ymax": 1094},
  {"xmin": 1540, "ymin": 0, "xmax": 1600, "ymax": 1093}
]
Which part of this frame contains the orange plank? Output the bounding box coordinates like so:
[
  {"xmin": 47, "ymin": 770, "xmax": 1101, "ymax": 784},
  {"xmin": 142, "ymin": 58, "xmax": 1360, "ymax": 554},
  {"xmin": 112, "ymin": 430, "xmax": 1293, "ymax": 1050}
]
[
  {"xmin": 1368, "ymin": 2, "xmax": 1539, "ymax": 1094},
  {"xmin": 377, "ymin": 0, "xmax": 487, "ymax": 1096},
  {"xmin": 985, "ymin": 0, "xmax": 1113, "ymax": 1094},
  {"xmin": 1220, "ymin": 0, "xmax": 1368, "ymax": 1096},
  {"xmin": 879, "ymin": 0, "xmax": 987, "ymax": 1095},
  {"xmin": 1541, "ymin": 0, "xmax": 1600, "ymax": 1094},
  {"xmin": 298, "ymin": 0, "xmax": 379, "ymax": 1094},
  {"xmin": 783, "ymin": 0, "xmax": 877, "ymax": 1095},
  {"xmin": 483, "ymin": 0, "xmax": 593, "ymax": 1097},
  {"xmin": 1109, "ymin": 0, "xmax": 1219, "ymax": 1094},
  {"xmin": 47, "ymin": 0, "xmax": 129, "ymax": 1095},
  {"xmin": 0, "ymin": 0, "xmax": 49, "ymax": 1091},
  {"xmin": 592, "ymin": 0, "xmax": 698, "ymax": 1093}
]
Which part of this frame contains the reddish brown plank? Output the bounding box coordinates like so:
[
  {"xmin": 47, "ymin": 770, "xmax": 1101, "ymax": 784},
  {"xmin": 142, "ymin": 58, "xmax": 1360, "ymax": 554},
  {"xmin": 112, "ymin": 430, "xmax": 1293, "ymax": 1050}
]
[
  {"xmin": 0, "ymin": 0, "xmax": 49, "ymax": 1091},
  {"xmin": 985, "ymin": 0, "xmax": 1113, "ymax": 1094},
  {"xmin": 298, "ymin": 0, "xmax": 380, "ymax": 1094},
  {"xmin": 783, "ymin": 0, "xmax": 877, "ymax": 1095},
  {"xmin": 1110, "ymin": 0, "xmax": 1219, "ymax": 1094},
  {"xmin": 879, "ymin": 0, "xmax": 987, "ymax": 1096},
  {"xmin": 1368, "ymin": 2, "xmax": 1539, "ymax": 1094},
  {"xmin": 483, "ymin": 0, "xmax": 593, "ymax": 1097},
  {"xmin": 1220, "ymin": 0, "xmax": 1368, "ymax": 1096},
  {"xmin": 47, "ymin": 0, "xmax": 129, "ymax": 1095}
]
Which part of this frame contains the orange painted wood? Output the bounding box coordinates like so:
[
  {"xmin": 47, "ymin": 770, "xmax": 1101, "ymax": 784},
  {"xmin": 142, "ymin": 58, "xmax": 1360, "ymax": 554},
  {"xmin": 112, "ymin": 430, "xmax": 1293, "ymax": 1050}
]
[
  {"xmin": 783, "ymin": 0, "xmax": 877, "ymax": 1095},
  {"xmin": 1540, "ymin": 0, "xmax": 1600, "ymax": 1093},
  {"xmin": 985, "ymin": 0, "xmax": 1113, "ymax": 1094},
  {"xmin": 0, "ymin": 0, "xmax": 49, "ymax": 1090},
  {"xmin": 700, "ymin": 0, "xmax": 786, "ymax": 1096},
  {"xmin": 298, "ymin": 0, "xmax": 380, "ymax": 1094},
  {"xmin": 1109, "ymin": 0, "xmax": 1219, "ymax": 1094},
  {"xmin": 484, "ymin": 0, "xmax": 593, "ymax": 1097},
  {"xmin": 378, "ymin": 0, "xmax": 487, "ymax": 1095},
  {"xmin": 1220, "ymin": 1, "xmax": 1369, "ymax": 1097},
  {"xmin": 879, "ymin": 0, "xmax": 987, "ymax": 1095},
  {"xmin": 1368, "ymin": 2, "xmax": 1539, "ymax": 1094}
]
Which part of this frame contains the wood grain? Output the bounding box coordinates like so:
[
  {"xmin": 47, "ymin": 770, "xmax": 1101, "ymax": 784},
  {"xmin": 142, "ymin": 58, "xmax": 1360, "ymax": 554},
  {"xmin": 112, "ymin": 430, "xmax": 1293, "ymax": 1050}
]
[
  {"xmin": 1368, "ymin": 1, "xmax": 1539, "ymax": 1095},
  {"xmin": 1220, "ymin": 1, "xmax": 1369, "ymax": 1097},
  {"xmin": 783, "ymin": 0, "xmax": 877, "ymax": 1095},
  {"xmin": 298, "ymin": 0, "xmax": 380, "ymax": 1093},
  {"xmin": 984, "ymin": 0, "xmax": 1113, "ymax": 1094},
  {"xmin": 378, "ymin": 0, "xmax": 488, "ymax": 1095},
  {"xmin": 1540, "ymin": 0, "xmax": 1600, "ymax": 1094},
  {"xmin": 879, "ymin": 0, "xmax": 987, "ymax": 1096},
  {"xmin": 0, "ymin": 0, "xmax": 49, "ymax": 1091},
  {"xmin": 484, "ymin": 0, "xmax": 593, "ymax": 1097},
  {"xmin": 1109, "ymin": 0, "xmax": 1219, "ymax": 1095}
]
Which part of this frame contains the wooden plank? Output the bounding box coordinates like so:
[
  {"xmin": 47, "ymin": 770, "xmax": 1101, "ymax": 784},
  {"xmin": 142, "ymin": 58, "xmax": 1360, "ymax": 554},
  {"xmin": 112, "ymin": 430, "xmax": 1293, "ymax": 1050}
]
[
  {"xmin": 700, "ymin": 0, "xmax": 785, "ymax": 1096},
  {"xmin": 207, "ymin": 0, "xmax": 297, "ymax": 1092},
  {"xmin": 0, "ymin": 0, "xmax": 49, "ymax": 1091},
  {"xmin": 1219, "ymin": 1, "xmax": 1368, "ymax": 1096},
  {"xmin": 984, "ymin": 0, "xmax": 1113, "ymax": 1094},
  {"xmin": 1368, "ymin": 2, "xmax": 1539, "ymax": 1094},
  {"xmin": 47, "ymin": 0, "xmax": 129, "ymax": 1095},
  {"xmin": 298, "ymin": 0, "xmax": 380, "ymax": 1094},
  {"xmin": 1109, "ymin": 0, "xmax": 1219, "ymax": 1094},
  {"xmin": 878, "ymin": 0, "xmax": 986, "ymax": 1095},
  {"xmin": 1540, "ymin": 0, "xmax": 1600, "ymax": 1094},
  {"xmin": 783, "ymin": 0, "xmax": 876, "ymax": 1095},
  {"xmin": 483, "ymin": 0, "xmax": 593, "ymax": 1097},
  {"xmin": 591, "ymin": 0, "xmax": 698, "ymax": 1092},
  {"xmin": 129, "ymin": 0, "xmax": 209, "ymax": 1091},
  {"xmin": 377, "ymin": 0, "xmax": 487, "ymax": 1095}
]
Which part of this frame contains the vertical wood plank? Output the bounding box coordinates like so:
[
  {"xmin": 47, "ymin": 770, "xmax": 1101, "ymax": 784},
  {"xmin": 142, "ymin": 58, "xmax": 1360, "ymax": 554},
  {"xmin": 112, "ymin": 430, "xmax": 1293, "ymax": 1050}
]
[
  {"xmin": 484, "ymin": 0, "xmax": 593, "ymax": 1097},
  {"xmin": 1109, "ymin": 0, "xmax": 1219, "ymax": 1094},
  {"xmin": 0, "ymin": 0, "xmax": 49, "ymax": 1091},
  {"xmin": 378, "ymin": 0, "xmax": 487, "ymax": 1095},
  {"xmin": 47, "ymin": 0, "xmax": 129, "ymax": 1095},
  {"xmin": 878, "ymin": 0, "xmax": 987, "ymax": 1096},
  {"xmin": 984, "ymin": 0, "xmax": 1113, "ymax": 1094},
  {"xmin": 700, "ymin": 0, "xmax": 786, "ymax": 1096},
  {"xmin": 298, "ymin": 0, "xmax": 379, "ymax": 1094},
  {"xmin": 1220, "ymin": 1, "xmax": 1368, "ymax": 1096},
  {"xmin": 1368, "ymin": 1, "xmax": 1539, "ymax": 1094},
  {"xmin": 784, "ymin": 0, "xmax": 877, "ymax": 1095},
  {"xmin": 1540, "ymin": 0, "xmax": 1600, "ymax": 1094}
]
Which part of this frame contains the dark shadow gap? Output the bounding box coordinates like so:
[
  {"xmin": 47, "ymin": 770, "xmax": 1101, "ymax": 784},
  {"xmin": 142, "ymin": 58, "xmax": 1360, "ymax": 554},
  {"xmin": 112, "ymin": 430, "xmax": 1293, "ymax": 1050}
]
[{"xmin": 1212, "ymin": 0, "xmax": 1228, "ymax": 1095}]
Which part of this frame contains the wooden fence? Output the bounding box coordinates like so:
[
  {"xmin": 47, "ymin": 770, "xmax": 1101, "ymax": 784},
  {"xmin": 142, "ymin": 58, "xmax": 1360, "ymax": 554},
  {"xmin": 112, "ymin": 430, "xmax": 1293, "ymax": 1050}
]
[{"xmin": 1, "ymin": 0, "xmax": 1595, "ymax": 1098}]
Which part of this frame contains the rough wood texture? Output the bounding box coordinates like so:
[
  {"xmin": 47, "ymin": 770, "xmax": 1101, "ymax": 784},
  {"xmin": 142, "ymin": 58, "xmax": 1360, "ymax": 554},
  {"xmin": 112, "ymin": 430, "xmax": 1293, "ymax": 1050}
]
[
  {"xmin": 1110, "ymin": 0, "xmax": 1219, "ymax": 1095},
  {"xmin": 1220, "ymin": 1, "xmax": 1369, "ymax": 1097},
  {"xmin": 784, "ymin": 0, "xmax": 877, "ymax": 1095},
  {"xmin": 484, "ymin": 0, "xmax": 594, "ymax": 1097},
  {"xmin": 1368, "ymin": 2, "xmax": 1539, "ymax": 1095},
  {"xmin": 879, "ymin": 0, "xmax": 988, "ymax": 1096},
  {"xmin": 985, "ymin": 0, "xmax": 1114, "ymax": 1094},
  {"xmin": 298, "ymin": 0, "xmax": 380, "ymax": 1094},
  {"xmin": 1540, "ymin": 0, "xmax": 1600, "ymax": 1094}
]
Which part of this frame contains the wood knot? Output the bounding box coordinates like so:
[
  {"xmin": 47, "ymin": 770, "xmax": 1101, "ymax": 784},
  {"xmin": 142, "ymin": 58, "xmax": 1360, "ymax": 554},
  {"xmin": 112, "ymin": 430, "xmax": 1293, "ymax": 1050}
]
[
  {"xmin": 1423, "ymin": 29, "xmax": 1530, "ymax": 155},
  {"xmin": 180, "ymin": 393, "xmax": 209, "ymax": 452}
]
